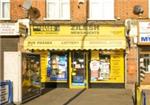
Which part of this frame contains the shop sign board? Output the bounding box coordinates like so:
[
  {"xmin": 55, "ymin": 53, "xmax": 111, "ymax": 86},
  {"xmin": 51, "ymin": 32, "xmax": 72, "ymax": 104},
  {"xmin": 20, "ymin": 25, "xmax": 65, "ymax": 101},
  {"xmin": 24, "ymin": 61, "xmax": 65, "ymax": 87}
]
[
  {"xmin": 24, "ymin": 35, "xmax": 126, "ymax": 50},
  {"xmin": 138, "ymin": 21, "xmax": 150, "ymax": 44},
  {"xmin": 19, "ymin": 23, "xmax": 28, "ymax": 36},
  {"xmin": 31, "ymin": 24, "xmax": 125, "ymax": 37},
  {"xmin": 0, "ymin": 23, "xmax": 19, "ymax": 35}
]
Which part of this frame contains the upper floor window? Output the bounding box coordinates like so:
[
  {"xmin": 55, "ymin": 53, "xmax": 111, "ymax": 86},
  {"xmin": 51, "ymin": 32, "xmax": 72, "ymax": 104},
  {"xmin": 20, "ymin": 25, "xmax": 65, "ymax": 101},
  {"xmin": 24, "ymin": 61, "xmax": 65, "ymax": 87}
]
[
  {"xmin": 0, "ymin": 0, "xmax": 10, "ymax": 20},
  {"xmin": 45, "ymin": 0, "xmax": 70, "ymax": 20},
  {"xmin": 89, "ymin": 0, "xmax": 114, "ymax": 20}
]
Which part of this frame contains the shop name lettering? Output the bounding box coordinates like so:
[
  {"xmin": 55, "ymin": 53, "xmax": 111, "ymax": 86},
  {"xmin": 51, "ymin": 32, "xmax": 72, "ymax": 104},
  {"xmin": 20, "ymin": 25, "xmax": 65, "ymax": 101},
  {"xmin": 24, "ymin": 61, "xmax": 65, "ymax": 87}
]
[
  {"xmin": 71, "ymin": 25, "xmax": 99, "ymax": 30},
  {"xmin": 32, "ymin": 25, "xmax": 60, "ymax": 32},
  {"xmin": 141, "ymin": 36, "xmax": 150, "ymax": 42},
  {"xmin": 71, "ymin": 25, "xmax": 99, "ymax": 34}
]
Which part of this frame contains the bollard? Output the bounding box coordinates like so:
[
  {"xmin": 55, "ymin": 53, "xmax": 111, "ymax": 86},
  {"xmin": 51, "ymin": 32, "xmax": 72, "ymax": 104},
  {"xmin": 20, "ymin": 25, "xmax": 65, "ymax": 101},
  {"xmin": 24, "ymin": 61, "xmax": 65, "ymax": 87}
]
[
  {"xmin": 8, "ymin": 80, "xmax": 13, "ymax": 104},
  {"xmin": 141, "ymin": 91, "xmax": 146, "ymax": 105},
  {"xmin": 135, "ymin": 82, "xmax": 140, "ymax": 105}
]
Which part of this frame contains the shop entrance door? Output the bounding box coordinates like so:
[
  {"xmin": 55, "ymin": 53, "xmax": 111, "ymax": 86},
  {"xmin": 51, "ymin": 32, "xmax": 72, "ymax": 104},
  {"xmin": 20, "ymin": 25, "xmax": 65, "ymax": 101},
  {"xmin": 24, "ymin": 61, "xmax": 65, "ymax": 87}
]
[{"xmin": 69, "ymin": 51, "xmax": 88, "ymax": 88}]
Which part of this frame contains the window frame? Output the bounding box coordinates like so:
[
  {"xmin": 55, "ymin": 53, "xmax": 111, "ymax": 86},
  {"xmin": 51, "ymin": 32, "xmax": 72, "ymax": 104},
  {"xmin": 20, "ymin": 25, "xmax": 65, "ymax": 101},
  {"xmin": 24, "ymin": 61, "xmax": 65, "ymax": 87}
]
[
  {"xmin": 88, "ymin": 0, "xmax": 115, "ymax": 20},
  {"xmin": 44, "ymin": 0, "xmax": 70, "ymax": 20},
  {"xmin": 0, "ymin": 0, "xmax": 10, "ymax": 20},
  {"xmin": 141, "ymin": 54, "xmax": 150, "ymax": 73}
]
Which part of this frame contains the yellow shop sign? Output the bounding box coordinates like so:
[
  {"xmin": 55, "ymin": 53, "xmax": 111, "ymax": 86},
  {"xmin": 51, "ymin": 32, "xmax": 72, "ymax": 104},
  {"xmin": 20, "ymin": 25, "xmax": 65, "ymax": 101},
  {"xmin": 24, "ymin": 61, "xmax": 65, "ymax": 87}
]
[{"xmin": 31, "ymin": 25, "xmax": 125, "ymax": 37}]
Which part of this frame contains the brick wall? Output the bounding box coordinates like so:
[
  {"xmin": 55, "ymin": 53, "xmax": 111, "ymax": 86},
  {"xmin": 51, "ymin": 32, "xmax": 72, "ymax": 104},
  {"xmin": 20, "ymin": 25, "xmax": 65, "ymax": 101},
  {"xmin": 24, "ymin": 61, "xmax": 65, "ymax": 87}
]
[
  {"xmin": 127, "ymin": 47, "xmax": 138, "ymax": 83},
  {"xmin": 115, "ymin": 0, "xmax": 148, "ymax": 20},
  {"xmin": 71, "ymin": 0, "xmax": 87, "ymax": 23},
  {"xmin": 11, "ymin": 0, "xmax": 87, "ymax": 23},
  {"xmin": 11, "ymin": 0, "xmax": 149, "ymax": 21},
  {"xmin": 31, "ymin": 0, "xmax": 45, "ymax": 20},
  {"xmin": 11, "ymin": 0, "xmax": 26, "ymax": 21}
]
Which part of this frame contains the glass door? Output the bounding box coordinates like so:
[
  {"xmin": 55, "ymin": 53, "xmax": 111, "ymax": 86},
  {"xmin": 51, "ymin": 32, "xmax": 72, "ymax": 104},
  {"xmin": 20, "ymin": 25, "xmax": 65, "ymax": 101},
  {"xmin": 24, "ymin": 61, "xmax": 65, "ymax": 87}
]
[{"xmin": 69, "ymin": 51, "xmax": 88, "ymax": 88}]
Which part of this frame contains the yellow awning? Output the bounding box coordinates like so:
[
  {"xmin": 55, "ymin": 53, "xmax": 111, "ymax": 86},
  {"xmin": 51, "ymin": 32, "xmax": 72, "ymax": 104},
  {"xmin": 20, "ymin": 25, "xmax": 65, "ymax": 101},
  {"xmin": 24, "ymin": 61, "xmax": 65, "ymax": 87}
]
[{"xmin": 24, "ymin": 35, "xmax": 126, "ymax": 50}]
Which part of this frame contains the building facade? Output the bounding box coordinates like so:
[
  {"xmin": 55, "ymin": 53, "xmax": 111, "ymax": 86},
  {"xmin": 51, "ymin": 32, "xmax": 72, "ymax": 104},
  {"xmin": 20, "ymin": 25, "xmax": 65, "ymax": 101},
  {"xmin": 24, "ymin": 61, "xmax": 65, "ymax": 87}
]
[{"xmin": 0, "ymin": 0, "xmax": 149, "ymax": 88}]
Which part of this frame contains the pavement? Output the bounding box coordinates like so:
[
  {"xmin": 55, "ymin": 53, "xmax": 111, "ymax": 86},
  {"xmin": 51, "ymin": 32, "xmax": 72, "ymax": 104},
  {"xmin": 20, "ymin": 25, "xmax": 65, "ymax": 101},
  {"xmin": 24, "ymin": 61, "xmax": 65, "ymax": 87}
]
[{"xmin": 22, "ymin": 88, "xmax": 134, "ymax": 105}]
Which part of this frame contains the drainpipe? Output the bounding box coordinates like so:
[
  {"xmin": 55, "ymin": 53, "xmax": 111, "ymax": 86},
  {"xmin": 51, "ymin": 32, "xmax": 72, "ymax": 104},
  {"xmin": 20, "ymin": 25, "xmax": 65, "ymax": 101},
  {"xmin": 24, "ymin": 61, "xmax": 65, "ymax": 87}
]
[{"xmin": 81, "ymin": 0, "xmax": 88, "ymax": 50}]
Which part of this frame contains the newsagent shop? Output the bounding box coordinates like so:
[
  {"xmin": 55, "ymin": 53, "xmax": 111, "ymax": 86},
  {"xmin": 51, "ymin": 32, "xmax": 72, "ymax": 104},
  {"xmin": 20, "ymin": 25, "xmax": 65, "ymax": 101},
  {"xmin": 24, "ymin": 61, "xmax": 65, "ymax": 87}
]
[{"xmin": 24, "ymin": 24, "xmax": 126, "ymax": 88}]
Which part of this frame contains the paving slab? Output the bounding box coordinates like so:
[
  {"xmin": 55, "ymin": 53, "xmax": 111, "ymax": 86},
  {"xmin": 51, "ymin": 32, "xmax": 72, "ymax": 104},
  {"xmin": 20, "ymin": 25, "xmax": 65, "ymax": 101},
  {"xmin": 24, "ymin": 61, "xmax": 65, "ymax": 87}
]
[
  {"xmin": 68, "ymin": 89, "xmax": 134, "ymax": 105},
  {"xmin": 23, "ymin": 88, "xmax": 82, "ymax": 105},
  {"xmin": 22, "ymin": 88, "xmax": 134, "ymax": 105}
]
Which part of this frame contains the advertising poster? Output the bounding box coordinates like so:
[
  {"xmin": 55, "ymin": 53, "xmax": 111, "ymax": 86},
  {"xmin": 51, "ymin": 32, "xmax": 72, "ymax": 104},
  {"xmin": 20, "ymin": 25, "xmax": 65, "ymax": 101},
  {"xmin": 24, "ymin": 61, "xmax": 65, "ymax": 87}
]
[
  {"xmin": 109, "ymin": 53, "xmax": 124, "ymax": 83},
  {"xmin": 40, "ymin": 51, "xmax": 48, "ymax": 82},
  {"xmin": 47, "ymin": 52, "xmax": 67, "ymax": 81},
  {"xmin": 22, "ymin": 53, "xmax": 41, "ymax": 101},
  {"xmin": 99, "ymin": 59, "xmax": 110, "ymax": 80},
  {"xmin": 90, "ymin": 55, "xmax": 110, "ymax": 82},
  {"xmin": 90, "ymin": 51, "xmax": 124, "ymax": 83},
  {"xmin": 90, "ymin": 60, "xmax": 99, "ymax": 81}
]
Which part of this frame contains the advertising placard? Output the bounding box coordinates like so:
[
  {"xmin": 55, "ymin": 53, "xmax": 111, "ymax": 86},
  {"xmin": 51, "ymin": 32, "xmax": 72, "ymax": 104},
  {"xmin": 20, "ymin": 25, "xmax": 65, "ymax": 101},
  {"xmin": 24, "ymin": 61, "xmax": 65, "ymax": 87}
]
[
  {"xmin": 138, "ymin": 21, "xmax": 150, "ymax": 44},
  {"xmin": 90, "ymin": 50, "xmax": 124, "ymax": 83},
  {"xmin": 47, "ymin": 52, "xmax": 67, "ymax": 81},
  {"xmin": 0, "ymin": 23, "xmax": 19, "ymax": 35}
]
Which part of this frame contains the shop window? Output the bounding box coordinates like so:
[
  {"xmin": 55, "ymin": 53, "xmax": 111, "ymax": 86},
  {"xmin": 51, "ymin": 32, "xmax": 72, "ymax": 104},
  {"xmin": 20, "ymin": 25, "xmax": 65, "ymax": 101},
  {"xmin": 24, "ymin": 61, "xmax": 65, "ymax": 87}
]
[
  {"xmin": 90, "ymin": 53, "xmax": 110, "ymax": 81},
  {"xmin": 47, "ymin": 52, "xmax": 68, "ymax": 81},
  {"xmin": 22, "ymin": 53, "xmax": 41, "ymax": 100},
  {"xmin": 99, "ymin": 55, "xmax": 110, "ymax": 80},
  {"xmin": 0, "ymin": 0, "xmax": 10, "ymax": 20},
  {"xmin": 89, "ymin": 0, "xmax": 114, "ymax": 20},
  {"xmin": 45, "ymin": 0, "xmax": 70, "ymax": 20},
  {"xmin": 90, "ymin": 50, "xmax": 125, "ymax": 83},
  {"xmin": 140, "ymin": 54, "xmax": 150, "ymax": 73}
]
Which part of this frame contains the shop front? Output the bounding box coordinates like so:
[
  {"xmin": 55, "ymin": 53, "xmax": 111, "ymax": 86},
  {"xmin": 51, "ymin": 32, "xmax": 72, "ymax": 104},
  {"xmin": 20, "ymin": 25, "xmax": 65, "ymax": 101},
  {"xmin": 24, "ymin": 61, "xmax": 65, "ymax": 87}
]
[
  {"xmin": 138, "ymin": 21, "xmax": 150, "ymax": 85},
  {"xmin": 24, "ymin": 24, "xmax": 126, "ymax": 88},
  {"xmin": 0, "ymin": 22, "xmax": 27, "ymax": 80}
]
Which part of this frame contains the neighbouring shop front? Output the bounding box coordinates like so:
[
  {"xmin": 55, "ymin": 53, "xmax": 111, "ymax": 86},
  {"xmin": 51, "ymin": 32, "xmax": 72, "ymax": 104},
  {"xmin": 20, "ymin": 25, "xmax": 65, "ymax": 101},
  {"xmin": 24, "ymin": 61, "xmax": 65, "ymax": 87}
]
[
  {"xmin": 138, "ymin": 21, "xmax": 150, "ymax": 85},
  {"xmin": 24, "ymin": 24, "xmax": 126, "ymax": 88},
  {"xmin": 0, "ymin": 22, "xmax": 27, "ymax": 80}
]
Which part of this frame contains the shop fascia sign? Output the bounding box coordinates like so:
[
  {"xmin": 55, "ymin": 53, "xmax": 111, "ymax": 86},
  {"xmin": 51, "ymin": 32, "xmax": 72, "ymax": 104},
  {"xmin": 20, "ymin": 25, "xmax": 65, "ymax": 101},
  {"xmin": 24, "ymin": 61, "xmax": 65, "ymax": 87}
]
[
  {"xmin": 0, "ymin": 23, "xmax": 19, "ymax": 36},
  {"xmin": 0, "ymin": 22, "xmax": 28, "ymax": 36},
  {"xmin": 19, "ymin": 23, "xmax": 28, "ymax": 37},
  {"xmin": 31, "ymin": 24, "xmax": 124, "ymax": 36},
  {"xmin": 138, "ymin": 21, "xmax": 150, "ymax": 44},
  {"xmin": 31, "ymin": 24, "xmax": 100, "ymax": 36}
]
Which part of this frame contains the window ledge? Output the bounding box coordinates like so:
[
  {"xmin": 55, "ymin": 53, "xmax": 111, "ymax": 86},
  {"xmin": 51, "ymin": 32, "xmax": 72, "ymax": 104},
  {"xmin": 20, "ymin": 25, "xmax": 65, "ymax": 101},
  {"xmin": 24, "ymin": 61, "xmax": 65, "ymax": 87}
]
[
  {"xmin": 0, "ymin": 18, "xmax": 10, "ymax": 20},
  {"xmin": 43, "ymin": 18, "xmax": 71, "ymax": 21},
  {"xmin": 88, "ymin": 18, "xmax": 116, "ymax": 21}
]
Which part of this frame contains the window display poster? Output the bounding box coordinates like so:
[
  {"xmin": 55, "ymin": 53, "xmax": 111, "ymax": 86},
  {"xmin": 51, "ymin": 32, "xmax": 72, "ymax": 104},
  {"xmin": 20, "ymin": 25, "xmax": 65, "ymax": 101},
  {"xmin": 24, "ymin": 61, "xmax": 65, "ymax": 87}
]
[
  {"xmin": 90, "ymin": 60, "xmax": 99, "ymax": 81},
  {"xmin": 47, "ymin": 53, "xmax": 67, "ymax": 81},
  {"xmin": 109, "ymin": 54, "xmax": 124, "ymax": 83},
  {"xmin": 22, "ymin": 53, "xmax": 41, "ymax": 101},
  {"xmin": 90, "ymin": 55, "xmax": 110, "ymax": 81},
  {"xmin": 90, "ymin": 51, "xmax": 124, "ymax": 83},
  {"xmin": 98, "ymin": 61, "xmax": 110, "ymax": 80},
  {"xmin": 41, "ymin": 51, "xmax": 48, "ymax": 82}
]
